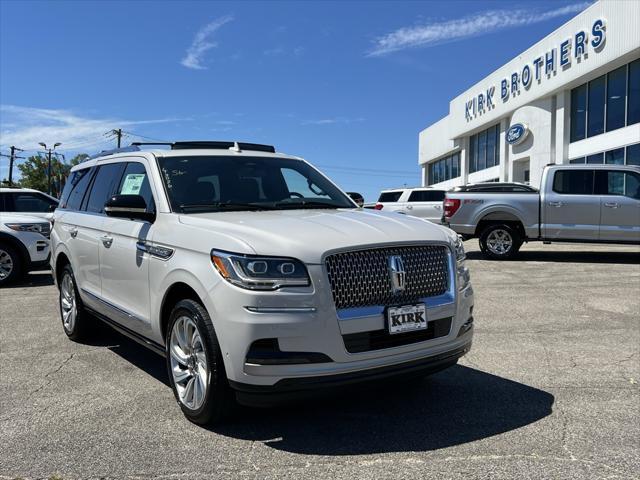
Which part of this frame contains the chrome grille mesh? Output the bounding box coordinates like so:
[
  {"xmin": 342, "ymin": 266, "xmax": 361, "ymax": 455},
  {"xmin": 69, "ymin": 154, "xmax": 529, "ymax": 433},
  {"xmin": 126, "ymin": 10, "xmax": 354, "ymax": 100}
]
[{"xmin": 325, "ymin": 245, "xmax": 450, "ymax": 309}]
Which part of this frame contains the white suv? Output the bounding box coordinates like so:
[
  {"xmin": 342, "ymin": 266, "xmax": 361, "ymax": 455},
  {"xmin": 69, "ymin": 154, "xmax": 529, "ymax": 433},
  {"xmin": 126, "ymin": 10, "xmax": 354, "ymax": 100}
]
[
  {"xmin": 0, "ymin": 187, "xmax": 59, "ymax": 220},
  {"xmin": 50, "ymin": 141, "xmax": 474, "ymax": 424},
  {"xmin": 0, "ymin": 213, "xmax": 51, "ymax": 284},
  {"xmin": 375, "ymin": 187, "xmax": 446, "ymax": 223}
]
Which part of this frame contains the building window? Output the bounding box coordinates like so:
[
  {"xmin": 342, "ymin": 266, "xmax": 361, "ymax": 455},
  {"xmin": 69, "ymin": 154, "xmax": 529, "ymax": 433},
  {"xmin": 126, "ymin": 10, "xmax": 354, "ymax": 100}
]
[
  {"xmin": 427, "ymin": 152, "xmax": 460, "ymax": 186},
  {"xmin": 469, "ymin": 123, "xmax": 500, "ymax": 173},
  {"xmin": 570, "ymin": 60, "xmax": 640, "ymax": 143},
  {"xmin": 569, "ymin": 142, "xmax": 640, "ymax": 165}
]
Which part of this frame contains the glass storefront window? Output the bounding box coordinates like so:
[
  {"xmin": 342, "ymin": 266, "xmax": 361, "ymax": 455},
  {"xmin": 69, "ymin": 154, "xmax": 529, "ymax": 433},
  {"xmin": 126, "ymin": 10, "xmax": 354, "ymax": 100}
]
[
  {"xmin": 427, "ymin": 152, "xmax": 461, "ymax": 186},
  {"xmin": 605, "ymin": 148, "xmax": 624, "ymax": 165},
  {"xmin": 628, "ymin": 59, "xmax": 640, "ymax": 126},
  {"xmin": 627, "ymin": 144, "xmax": 640, "ymax": 166},
  {"xmin": 586, "ymin": 153, "xmax": 604, "ymax": 164},
  {"xmin": 469, "ymin": 123, "xmax": 499, "ymax": 174},
  {"xmin": 486, "ymin": 125, "xmax": 496, "ymax": 168},
  {"xmin": 606, "ymin": 66, "xmax": 627, "ymax": 132},
  {"xmin": 587, "ymin": 75, "xmax": 605, "ymax": 137},
  {"xmin": 570, "ymin": 84, "xmax": 587, "ymax": 142}
]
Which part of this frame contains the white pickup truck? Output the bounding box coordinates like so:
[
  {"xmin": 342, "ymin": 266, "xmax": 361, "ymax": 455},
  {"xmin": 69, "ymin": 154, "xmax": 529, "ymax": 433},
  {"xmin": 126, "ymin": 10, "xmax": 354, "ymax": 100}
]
[{"xmin": 443, "ymin": 164, "xmax": 640, "ymax": 259}]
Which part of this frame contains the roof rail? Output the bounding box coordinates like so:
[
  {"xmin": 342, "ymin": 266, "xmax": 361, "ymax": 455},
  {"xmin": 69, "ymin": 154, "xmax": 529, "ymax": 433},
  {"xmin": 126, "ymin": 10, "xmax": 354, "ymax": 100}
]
[
  {"xmin": 171, "ymin": 141, "xmax": 276, "ymax": 153},
  {"xmin": 88, "ymin": 145, "xmax": 140, "ymax": 160}
]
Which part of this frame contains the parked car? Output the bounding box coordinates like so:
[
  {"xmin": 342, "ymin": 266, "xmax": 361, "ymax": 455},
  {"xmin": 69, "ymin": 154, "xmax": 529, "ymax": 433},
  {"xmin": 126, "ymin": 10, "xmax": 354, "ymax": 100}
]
[
  {"xmin": 443, "ymin": 164, "xmax": 640, "ymax": 259},
  {"xmin": 50, "ymin": 141, "xmax": 474, "ymax": 424},
  {"xmin": 0, "ymin": 213, "xmax": 51, "ymax": 284},
  {"xmin": 375, "ymin": 187, "xmax": 446, "ymax": 223},
  {"xmin": 0, "ymin": 187, "xmax": 59, "ymax": 220}
]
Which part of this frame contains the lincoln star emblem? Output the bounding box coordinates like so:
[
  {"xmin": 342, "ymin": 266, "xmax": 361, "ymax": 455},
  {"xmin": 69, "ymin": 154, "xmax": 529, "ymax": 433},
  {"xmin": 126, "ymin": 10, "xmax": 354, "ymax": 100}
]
[{"xmin": 388, "ymin": 255, "xmax": 406, "ymax": 294}]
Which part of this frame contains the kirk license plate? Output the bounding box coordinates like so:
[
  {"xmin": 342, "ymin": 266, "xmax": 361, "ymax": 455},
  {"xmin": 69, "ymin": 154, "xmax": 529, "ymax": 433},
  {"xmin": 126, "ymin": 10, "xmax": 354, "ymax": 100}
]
[{"xmin": 387, "ymin": 304, "xmax": 427, "ymax": 335}]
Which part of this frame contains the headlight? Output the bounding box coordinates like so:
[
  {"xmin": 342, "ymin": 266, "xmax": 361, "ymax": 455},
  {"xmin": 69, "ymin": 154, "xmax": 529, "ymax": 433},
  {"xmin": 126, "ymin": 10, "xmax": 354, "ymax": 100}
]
[
  {"xmin": 454, "ymin": 236, "xmax": 470, "ymax": 290},
  {"xmin": 211, "ymin": 250, "xmax": 310, "ymax": 290},
  {"xmin": 5, "ymin": 223, "xmax": 49, "ymax": 234}
]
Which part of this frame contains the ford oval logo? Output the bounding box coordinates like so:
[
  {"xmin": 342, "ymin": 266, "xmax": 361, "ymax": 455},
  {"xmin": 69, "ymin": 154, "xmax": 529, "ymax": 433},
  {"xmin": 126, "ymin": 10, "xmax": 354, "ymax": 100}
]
[{"xmin": 506, "ymin": 123, "xmax": 529, "ymax": 145}]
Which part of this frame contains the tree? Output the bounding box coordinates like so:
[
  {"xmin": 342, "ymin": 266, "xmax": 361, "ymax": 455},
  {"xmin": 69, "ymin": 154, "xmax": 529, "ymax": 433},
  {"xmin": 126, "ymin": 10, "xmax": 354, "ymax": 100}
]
[{"xmin": 17, "ymin": 153, "xmax": 89, "ymax": 197}]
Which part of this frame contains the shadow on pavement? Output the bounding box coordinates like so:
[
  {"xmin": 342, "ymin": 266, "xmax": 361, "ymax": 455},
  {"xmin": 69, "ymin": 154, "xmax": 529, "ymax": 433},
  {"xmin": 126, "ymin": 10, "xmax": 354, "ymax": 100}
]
[
  {"xmin": 213, "ymin": 365, "xmax": 554, "ymax": 455},
  {"xmin": 2, "ymin": 271, "xmax": 54, "ymax": 288},
  {"xmin": 466, "ymin": 248, "xmax": 639, "ymax": 264}
]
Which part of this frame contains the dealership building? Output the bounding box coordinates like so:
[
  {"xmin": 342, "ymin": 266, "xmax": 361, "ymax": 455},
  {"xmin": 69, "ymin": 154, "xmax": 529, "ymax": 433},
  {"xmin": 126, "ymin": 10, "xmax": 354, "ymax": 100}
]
[{"xmin": 419, "ymin": 0, "xmax": 640, "ymax": 189}]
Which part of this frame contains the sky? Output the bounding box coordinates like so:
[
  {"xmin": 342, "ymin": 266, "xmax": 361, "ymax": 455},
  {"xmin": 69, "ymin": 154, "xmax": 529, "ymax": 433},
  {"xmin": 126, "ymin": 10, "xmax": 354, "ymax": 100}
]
[{"xmin": 0, "ymin": 0, "xmax": 592, "ymax": 202}]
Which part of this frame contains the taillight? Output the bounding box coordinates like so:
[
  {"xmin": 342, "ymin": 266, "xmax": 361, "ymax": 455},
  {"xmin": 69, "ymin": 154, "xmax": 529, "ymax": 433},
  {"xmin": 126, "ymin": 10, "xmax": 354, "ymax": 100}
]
[
  {"xmin": 443, "ymin": 198, "xmax": 461, "ymax": 218},
  {"xmin": 374, "ymin": 203, "xmax": 383, "ymax": 210}
]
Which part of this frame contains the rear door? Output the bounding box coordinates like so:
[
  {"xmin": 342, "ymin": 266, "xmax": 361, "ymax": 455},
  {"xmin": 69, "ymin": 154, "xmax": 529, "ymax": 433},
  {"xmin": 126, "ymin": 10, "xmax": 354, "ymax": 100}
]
[
  {"xmin": 99, "ymin": 160, "xmax": 156, "ymax": 337},
  {"xmin": 596, "ymin": 169, "xmax": 640, "ymax": 242},
  {"xmin": 405, "ymin": 190, "xmax": 445, "ymax": 222},
  {"xmin": 543, "ymin": 169, "xmax": 600, "ymax": 240},
  {"xmin": 376, "ymin": 190, "xmax": 405, "ymax": 212}
]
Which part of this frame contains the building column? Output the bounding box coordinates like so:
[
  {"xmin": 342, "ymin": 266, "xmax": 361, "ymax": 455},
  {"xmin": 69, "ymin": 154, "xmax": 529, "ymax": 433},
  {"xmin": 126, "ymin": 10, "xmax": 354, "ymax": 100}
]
[
  {"xmin": 460, "ymin": 137, "xmax": 469, "ymax": 185},
  {"xmin": 499, "ymin": 118, "xmax": 509, "ymax": 182},
  {"xmin": 555, "ymin": 91, "xmax": 570, "ymax": 164},
  {"xmin": 421, "ymin": 164, "xmax": 428, "ymax": 187}
]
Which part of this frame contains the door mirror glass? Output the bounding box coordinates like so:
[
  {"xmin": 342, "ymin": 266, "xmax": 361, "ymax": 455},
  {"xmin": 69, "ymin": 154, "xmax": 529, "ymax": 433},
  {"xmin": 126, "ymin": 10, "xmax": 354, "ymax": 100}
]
[
  {"xmin": 104, "ymin": 194, "xmax": 155, "ymax": 222},
  {"xmin": 346, "ymin": 192, "xmax": 364, "ymax": 207}
]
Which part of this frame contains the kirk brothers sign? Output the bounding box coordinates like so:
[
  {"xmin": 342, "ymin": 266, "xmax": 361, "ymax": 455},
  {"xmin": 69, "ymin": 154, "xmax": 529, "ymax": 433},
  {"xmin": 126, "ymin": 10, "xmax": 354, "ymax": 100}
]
[{"xmin": 464, "ymin": 18, "xmax": 606, "ymax": 122}]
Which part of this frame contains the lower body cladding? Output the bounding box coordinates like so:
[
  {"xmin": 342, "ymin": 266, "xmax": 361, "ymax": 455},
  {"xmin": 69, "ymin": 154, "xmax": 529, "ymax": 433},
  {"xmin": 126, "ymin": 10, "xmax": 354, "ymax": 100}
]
[{"xmin": 209, "ymin": 265, "xmax": 475, "ymax": 407}]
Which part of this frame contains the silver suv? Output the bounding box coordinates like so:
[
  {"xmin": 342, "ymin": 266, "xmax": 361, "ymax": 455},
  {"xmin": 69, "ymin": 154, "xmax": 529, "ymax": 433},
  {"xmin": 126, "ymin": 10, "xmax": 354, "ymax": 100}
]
[{"xmin": 50, "ymin": 141, "xmax": 474, "ymax": 424}]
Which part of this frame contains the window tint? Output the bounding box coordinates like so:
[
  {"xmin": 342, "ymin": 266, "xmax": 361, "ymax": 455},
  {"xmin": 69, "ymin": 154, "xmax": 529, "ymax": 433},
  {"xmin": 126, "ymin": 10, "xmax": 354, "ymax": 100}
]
[
  {"xmin": 570, "ymin": 83, "xmax": 587, "ymax": 141},
  {"xmin": 378, "ymin": 191, "xmax": 403, "ymax": 203},
  {"xmin": 606, "ymin": 66, "xmax": 626, "ymax": 132},
  {"xmin": 85, "ymin": 163, "xmax": 125, "ymax": 213},
  {"xmin": 596, "ymin": 171, "xmax": 640, "ymax": 199},
  {"xmin": 586, "ymin": 153, "xmax": 604, "ymax": 164},
  {"xmin": 117, "ymin": 163, "xmax": 155, "ymax": 212},
  {"xmin": 587, "ymin": 75, "xmax": 605, "ymax": 137},
  {"xmin": 628, "ymin": 59, "xmax": 640, "ymax": 125},
  {"xmin": 64, "ymin": 168, "xmax": 94, "ymax": 210},
  {"xmin": 11, "ymin": 193, "xmax": 56, "ymax": 212},
  {"xmin": 625, "ymin": 172, "xmax": 640, "ymax": 200},
  {"xmin": 627, "ymin": 144, "xmax": 640, "ymax": 166},
  {"xmin": 469, "ymin": 124, "xmax": 500, "ymax": 173},
  {"xmin": 0, "ymin": 193, "xmax": 6, "ymax": 212},
  {"xmin": 605, "ymin": 148, "xmax": 624, "ymax": 165},
  {"xmin": 408, "ymin": 190, "xmax": 445, "ymax": 202},
  {"xmin": 569, "ymin": 158, "xmax": 586, "ymax": 164},
  {"xmin": 552, "ymin": 170, "xmax": 594, "ymax": 195}
]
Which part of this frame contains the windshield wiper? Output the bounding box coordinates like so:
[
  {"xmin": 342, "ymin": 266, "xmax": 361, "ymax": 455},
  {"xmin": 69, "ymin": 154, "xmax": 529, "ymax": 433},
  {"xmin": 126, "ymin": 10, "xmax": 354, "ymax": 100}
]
[
  {"xmin": 178, "ymin": 202, "xmax": 276, "ymax": 212},
  {"xmin": 274, "ymin": 200, "xmax": 344, "ymax": 209}
]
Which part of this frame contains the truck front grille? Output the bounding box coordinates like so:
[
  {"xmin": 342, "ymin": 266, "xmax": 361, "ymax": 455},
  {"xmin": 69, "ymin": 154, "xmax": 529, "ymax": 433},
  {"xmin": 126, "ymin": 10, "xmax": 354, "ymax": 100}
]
[{"xmin": 325, "ymin": 244, "xmax": 450, "ymax": 310}]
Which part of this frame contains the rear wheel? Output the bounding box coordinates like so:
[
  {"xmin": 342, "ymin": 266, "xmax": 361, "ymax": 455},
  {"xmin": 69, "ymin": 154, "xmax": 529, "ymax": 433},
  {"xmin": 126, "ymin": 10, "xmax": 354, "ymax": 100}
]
[
  {"xmin": 479, "ymin": 224, "xmax": 522, "ymax": 260},
  {"xmin": 0, "ymin": 244, "xmax": 22, "ymax": 285},
  {"xmin": 59, "ymin": 264, "xmax": 93, "ymax": 341},
  {"xmin": 166, "ymin": 299, "xmax": 235, "ymax": 425}
]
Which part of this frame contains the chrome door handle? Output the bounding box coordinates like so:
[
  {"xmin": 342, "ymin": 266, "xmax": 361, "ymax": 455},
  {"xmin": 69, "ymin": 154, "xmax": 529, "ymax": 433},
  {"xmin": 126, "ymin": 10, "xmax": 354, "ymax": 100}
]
[
  {"xmin": 406, "ymin": 205, "xmax": 413, "ymax": 210},
  {"xmin": 548, "ymin": 201, "xmax": 563, "ymax": 207},
  {"xmin": 100, "ymin": 235, "xmax": 113, "ymax": 247},
  {"xmin": 69, "ymin": 227, "xmax": 78, "ymax": 238},
  {"xmin": 603, "ymin": 202, "xmax": 619, "ymax": 208}
]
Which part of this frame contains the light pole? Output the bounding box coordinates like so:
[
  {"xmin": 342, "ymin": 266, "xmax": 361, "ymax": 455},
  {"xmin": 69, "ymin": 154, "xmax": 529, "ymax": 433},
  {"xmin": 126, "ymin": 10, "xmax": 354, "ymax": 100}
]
[{"xmin": 38, "ymin": 142, "xmax": 61, "ymax": 196}]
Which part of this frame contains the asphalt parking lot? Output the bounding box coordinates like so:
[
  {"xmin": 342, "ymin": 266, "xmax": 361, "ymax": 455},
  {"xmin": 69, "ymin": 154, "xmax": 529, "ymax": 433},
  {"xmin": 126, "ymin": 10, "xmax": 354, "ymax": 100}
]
[{"xmin": 0, "ymin": 241, "xmax": 638, "ymax": 480}]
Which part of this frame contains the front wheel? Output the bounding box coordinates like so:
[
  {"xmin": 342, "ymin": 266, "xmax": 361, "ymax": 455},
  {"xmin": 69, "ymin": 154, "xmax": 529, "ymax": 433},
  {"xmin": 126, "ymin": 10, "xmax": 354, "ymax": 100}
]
[
  {"xmin": 59, "ymin": 264, "xmax": 93, "ymax": 341},
  {"xmin": 166, "ymin": 299, "xmax": 235, "ymax": 425},
  {"xmin": 479, "ymin": 224, "xmax": 522, "ymax": 260},
  {"xmin": 0, "ymin": 244, "xmax": 22, "ymax": 286}
]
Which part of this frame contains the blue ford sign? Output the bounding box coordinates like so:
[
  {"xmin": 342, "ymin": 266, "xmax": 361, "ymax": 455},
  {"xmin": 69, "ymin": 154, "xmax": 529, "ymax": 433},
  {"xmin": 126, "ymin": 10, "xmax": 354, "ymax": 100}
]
[{"xmin": 506, "ymin": 123, "xmax": 529, "ymax": 145}]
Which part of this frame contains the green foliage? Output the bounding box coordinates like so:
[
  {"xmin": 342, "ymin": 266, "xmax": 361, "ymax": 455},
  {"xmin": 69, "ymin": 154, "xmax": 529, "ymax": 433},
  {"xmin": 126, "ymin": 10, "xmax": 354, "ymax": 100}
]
[{"xmin": 17, "ymin": 153, "xmax": 88, "ymax": 197}]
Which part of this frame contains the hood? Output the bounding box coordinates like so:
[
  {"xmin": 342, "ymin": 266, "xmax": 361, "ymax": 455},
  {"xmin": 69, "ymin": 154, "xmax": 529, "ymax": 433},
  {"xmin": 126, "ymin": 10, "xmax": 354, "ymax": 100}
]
[
  {"xmin": 0, "ymin": 212, "xmax": 51, "ymax": 224},
  {"xmin": 178, "ymin": 208, "xmax": 454, "ymax": 263}
]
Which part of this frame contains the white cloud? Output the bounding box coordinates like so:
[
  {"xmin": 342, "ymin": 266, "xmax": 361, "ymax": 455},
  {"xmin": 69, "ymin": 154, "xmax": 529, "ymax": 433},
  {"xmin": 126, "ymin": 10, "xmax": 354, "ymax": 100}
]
[
  {"xmin": 0, "ymin": 105, "xmax": 184, "ymax": 153},
  {"xmin": 302, "ymin": 117, "xmax": 365, "ymax": 126},
  {"xmin": 181, "ymin": 15, "xmax": 234, "ymax": 69},
  {"xmin": 368, "ymin": 2, "xmax": 591, "ymax": 56}
]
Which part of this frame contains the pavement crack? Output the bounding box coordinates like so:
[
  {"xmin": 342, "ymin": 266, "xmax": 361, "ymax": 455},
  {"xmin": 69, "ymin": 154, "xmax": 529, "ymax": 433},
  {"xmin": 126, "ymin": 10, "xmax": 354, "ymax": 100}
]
[{"xmin": 27, "ymin": 352, "xmax": 77, "ymax": 399}]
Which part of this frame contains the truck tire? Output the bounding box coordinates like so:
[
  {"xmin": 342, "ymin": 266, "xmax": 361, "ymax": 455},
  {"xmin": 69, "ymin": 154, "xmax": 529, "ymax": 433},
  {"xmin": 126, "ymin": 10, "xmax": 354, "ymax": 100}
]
[
  {"xmin": 59, "ymin": 264, "xmax": 94, "ymax": 341},
  {"xmin": 166, "ymin": 299, "xmax": 235, "ymax": 425},
  {"xmin": 0, "ymin": 243, "xmax": 23, "ymax": 286},
  {"xmin": 479, "ymin": 224, "xmax": 522, "ymax": 260}
]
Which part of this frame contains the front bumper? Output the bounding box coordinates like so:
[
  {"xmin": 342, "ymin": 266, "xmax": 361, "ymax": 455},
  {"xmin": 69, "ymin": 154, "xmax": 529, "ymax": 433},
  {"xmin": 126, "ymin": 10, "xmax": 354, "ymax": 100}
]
[{"xmin": 230, "ymin": 340, "xmax": 472, "ymax": 406}]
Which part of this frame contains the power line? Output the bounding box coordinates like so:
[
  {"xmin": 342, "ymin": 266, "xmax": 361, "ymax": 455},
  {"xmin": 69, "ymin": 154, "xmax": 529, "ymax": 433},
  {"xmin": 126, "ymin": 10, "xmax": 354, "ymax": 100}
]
[{"xmin": 0, "ymin": 146, "xmax": 25, "ymax": 185}]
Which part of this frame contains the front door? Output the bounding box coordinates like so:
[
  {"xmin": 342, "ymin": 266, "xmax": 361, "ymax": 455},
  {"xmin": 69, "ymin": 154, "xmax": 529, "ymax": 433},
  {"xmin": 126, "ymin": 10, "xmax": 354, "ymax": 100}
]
[
  {"xmin": 543, "ymin": 169, "xmax": 601, "ymax": 240},
  {"xmin": 99, "ymin": 161, "xmax": 156, "ymax": 337},
  {"xmin": 597, "ymin": 170, "xmax": 640, "ymax": 242}
]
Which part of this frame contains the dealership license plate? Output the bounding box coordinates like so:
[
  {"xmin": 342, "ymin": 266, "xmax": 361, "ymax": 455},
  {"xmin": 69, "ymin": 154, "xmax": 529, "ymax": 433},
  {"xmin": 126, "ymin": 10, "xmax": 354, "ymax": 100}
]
[{"xmin": 387, "ymin": 304, "xmax": 427, "ymax": 335}]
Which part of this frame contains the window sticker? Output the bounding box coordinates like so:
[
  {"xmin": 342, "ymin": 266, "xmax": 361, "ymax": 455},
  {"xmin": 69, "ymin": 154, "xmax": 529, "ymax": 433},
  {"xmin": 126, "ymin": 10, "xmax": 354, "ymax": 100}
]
[{"xmin": 121, "ymin": 174, "xmax": 145, "ymax": 195}]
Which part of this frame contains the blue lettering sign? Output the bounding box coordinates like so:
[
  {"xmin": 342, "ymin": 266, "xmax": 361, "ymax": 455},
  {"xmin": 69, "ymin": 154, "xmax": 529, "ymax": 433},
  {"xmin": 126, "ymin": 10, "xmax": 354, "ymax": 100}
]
[
  {"xmin": 534, "ymin": 56, "xmax": 543, "ymax": 81},
  {"xmin": 506, "ymin": 123, "xmax": 529, "ymax": 145},
  {"xmin": 591, "ymin": 19, "xmax": 605, "ymax": 49},
  {"xmin": 465, "ymin": 99, "xmax": 474, "ymax": 120},
  {"xmin": 560, "ymin": 39, "xmax": 571, "ymax": 66},
  {"xmin": 478, "ymin": 93, "xmax": 484, "ymax": 112},
  {"xmin": 486, "ymin": 86, "xmax": 495, "ymax": 108},
  {"xmin": 575, "ymin": 31, "xmax": 587, "ymax": 58},
  {"xmin": 522, "ymin": 65, "xmax": 531, "ymax": 88},
  {"xmin": 501, "ymin": 79, "xmax": 509, "ymax": 100},
  {"xmin": 511, "ymin": 72, "xmax": 519, "ymax": 94},
  {"xmin": 545, "ymin": 48, "xmax": 555, "ymax": 75}
]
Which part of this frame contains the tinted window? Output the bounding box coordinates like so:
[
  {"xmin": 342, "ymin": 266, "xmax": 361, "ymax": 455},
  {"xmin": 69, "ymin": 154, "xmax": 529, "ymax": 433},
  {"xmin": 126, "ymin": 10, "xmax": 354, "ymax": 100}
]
[
  {"xmin": 586, "ymin": 153, "xmax": 604, "ymax": 164},
  {"xmin": 596, "ymin": 170, "xmax": 640, "ymax": 199},
  {"xmin": 626, "ymin": 144, "xmax": 640, "ymax": 166},
  {"xmin": 605, "ymin": 148, "xmax": 624, "ymax": 165},
  {"xmin": 117, "ymin": 163, "xmax": 155, "ymax": 212},
  {"xmin": 606, "ymin": 66, "xmax": 626, "ymax": 131},
  {"xmin": 570, "ymin": 83, "xmax": 587, "ymax": 141},
  {"xmin": 628, "ymin": 59, "xmax": 640, "ymax": 125},
  {"xmin": 625, "ymin": 172, "xmax": 640, "ymax": 199},
  {"xmin": 408, "ymin": 190, "xmax": 445, "ymax": 202},
  {"xmin": 85, "ymin": 163, "xmax": 125, "ymax": 213},
  {"xmin": 486, "ymin": 125, "xmax": 496, "ymax": 168},
  {"xmin": 0, "ymin": 193, "xmax": 6, "ymax": 212},
  {"xmin": 552, "ymin": 170, "xmax": 594, "ymax": 195},
  {"xmin": 569, "ymin": 158, "xmax": 586, "ymax": 164},
  {"xmin": 587, "ymin": 75, "xmax": 605, "ymax": 137},
  {"xmin": 63, "ymin": 168, "xmax": 94, "ymax": 210},
  {"xmin": 378, "ymin": 191, "xmax": 403, "ymax": 203},
  {"xmin": 477, "ymin": 129, "xmax": 487, "ymax": 171},
  {"xmin": 11, "ymin": 193, "xmax": 56, "ymax": 212}
]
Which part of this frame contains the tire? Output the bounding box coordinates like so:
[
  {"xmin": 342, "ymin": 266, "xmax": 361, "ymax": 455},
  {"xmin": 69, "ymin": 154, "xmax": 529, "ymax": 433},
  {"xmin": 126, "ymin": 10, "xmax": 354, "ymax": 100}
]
[
  {"xmin": 479, "ymin": 224, "xmax": 522, "ymax": 260},
  {"xmin": 165, "ymin": 299, "xmax": 235, "ymax": 425},
  {"xmin": 59, "ymin": 264, "xmax": 93, "ymax": 341},
  {"xmin": 0, "ymin": 243, "xmax": 23, "ymax": 286}
]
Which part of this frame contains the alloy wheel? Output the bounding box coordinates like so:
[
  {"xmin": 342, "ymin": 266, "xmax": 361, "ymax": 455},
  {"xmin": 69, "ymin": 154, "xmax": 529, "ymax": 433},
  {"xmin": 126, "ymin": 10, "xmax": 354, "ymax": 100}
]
[
  {"xmin": 486, "ymin": 229, "xmax": 513, "ymax": 256},
  {"xmin": 169, "ymin": 316, "xmax": 209, "ymax": 411},
  {"xmin": 0, "ymin": 249, "xmax": 13, "ymax": 281},
  {"xmin": 60, "ymin": 273, "xmax": 77, "ymax": 332}
]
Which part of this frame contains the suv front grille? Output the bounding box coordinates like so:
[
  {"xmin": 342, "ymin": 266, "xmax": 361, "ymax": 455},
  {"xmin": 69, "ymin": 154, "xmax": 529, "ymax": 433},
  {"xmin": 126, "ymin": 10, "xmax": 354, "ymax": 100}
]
[{"xmin": 325, "ymin": 244, "xmax": 450, "ymax": 310}]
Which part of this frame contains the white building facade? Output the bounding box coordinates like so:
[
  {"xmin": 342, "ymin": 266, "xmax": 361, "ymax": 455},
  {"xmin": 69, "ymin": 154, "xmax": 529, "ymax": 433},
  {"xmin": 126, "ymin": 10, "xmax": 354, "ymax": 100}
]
[{"xmin": 419, "ymin": 0, "xmax": 640, "ymax": 190}]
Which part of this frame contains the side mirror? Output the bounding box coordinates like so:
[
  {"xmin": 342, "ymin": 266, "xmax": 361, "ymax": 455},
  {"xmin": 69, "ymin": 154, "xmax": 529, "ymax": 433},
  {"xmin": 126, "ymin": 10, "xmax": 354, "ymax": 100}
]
[
  {"xmin": 104, "ymin": 194, "xmax": 155, "ymax": 222},
  {"xmin": 346, "ymin": 192, "xmax": 364, "ymax": 207},
  {"xmin": 48, "ymin": 203, "xmax": 58, "ymax": 212}
]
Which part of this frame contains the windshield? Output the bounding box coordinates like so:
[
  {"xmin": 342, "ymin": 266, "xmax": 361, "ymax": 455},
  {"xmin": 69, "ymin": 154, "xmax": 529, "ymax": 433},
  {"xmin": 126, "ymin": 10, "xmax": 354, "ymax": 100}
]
[{"xmin": 157, "ymin": 155, "xmax": 356, "ymax": 213}]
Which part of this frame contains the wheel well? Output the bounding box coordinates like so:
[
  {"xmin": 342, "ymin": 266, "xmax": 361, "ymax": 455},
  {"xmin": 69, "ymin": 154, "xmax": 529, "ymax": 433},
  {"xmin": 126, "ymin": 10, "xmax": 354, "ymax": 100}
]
[
  {"xmin": 475, "ymin": 216, "xmax": 526, "ymax": 240},
  {"xmin": 160, "ymin": 282, "xmax": 203, "ymax": 341},
  {"xmin": 0, "ymin": 233, "xmax": 29, "ymax": 265},
  {"xmin": 55, "ymin": 252, "xmax": 70, "ymax": 284}
]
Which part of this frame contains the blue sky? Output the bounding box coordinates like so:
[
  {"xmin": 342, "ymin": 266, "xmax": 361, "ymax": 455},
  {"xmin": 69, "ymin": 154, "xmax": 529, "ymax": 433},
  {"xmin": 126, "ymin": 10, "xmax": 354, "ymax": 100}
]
[{"xmin": 0, "ymin": 0, "xmax": 590, "ymax": 201}]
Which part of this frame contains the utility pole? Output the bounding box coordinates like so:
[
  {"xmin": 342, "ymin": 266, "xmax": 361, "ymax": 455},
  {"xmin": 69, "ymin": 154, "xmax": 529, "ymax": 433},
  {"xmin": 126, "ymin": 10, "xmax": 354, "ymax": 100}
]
[
  {"xmin": 0, "ymin": 146, "xmax": 24, "ymax": 186},
  {"xmin": 38, "ymin": 142, "xmax": 61, "ymax": 196},
  {"xmin": 110, "ymin": 128, "xmax": 123, "ymax": 148}
]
